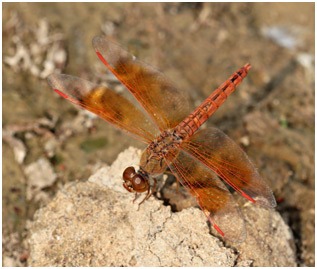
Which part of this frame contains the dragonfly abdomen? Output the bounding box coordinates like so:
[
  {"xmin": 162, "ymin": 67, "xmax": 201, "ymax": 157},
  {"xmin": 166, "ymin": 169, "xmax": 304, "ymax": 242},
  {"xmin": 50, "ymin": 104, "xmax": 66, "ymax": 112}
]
[{"xmin": 175, "ymin": 64, "xmax": 251, "ymax": 138}]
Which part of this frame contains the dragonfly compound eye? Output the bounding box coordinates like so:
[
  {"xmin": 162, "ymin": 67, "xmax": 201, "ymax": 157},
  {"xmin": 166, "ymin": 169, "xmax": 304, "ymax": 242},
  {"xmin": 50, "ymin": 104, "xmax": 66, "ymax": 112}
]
[
  {"xmin": 123, "ymin": 166, "xmax": 136, "ymax": 182},
  {"xmin": 132, "ymin": 174, "xmax": 149, "ymax": 193}
]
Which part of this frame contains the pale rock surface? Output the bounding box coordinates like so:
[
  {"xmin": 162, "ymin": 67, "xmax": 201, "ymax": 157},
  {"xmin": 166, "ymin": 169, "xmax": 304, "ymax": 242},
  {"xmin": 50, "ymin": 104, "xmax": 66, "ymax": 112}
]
[
  {"xmin": 24, "ymin": 157, "xmax": 57, "ymax": 201},
  {"xmin": 27, "ymin": 147, "xmax": 297, "ymax": 266}
]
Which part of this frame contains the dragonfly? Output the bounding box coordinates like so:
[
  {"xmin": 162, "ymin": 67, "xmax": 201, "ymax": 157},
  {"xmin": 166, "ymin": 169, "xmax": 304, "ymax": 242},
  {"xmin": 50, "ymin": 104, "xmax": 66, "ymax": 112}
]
[{"xmin": 47, "ymin": 36, "xmax": 276, "ymax": 242}]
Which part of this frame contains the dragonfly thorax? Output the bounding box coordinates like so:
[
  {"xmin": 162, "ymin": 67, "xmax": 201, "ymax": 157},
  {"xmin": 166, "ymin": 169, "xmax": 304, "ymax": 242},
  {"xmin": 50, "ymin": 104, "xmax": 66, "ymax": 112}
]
[
  {"xmin": 150, "ymin": 129, "xmax": 182, "ymax": 154},
  {"xmin": 139, "ymin": 129, "xmax": 181, "ymax": 176}
]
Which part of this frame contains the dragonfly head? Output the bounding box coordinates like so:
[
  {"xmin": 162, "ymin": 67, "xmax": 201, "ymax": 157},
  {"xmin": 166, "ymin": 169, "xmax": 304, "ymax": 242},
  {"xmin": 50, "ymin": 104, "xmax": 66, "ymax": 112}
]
[{"xmin": 123, "ymin": 166, "xmax": 149, "ymax": 193}]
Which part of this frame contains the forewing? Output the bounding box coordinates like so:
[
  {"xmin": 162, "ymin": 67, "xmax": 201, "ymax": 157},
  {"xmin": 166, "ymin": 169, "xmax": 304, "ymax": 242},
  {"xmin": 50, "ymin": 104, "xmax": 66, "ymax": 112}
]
[
  {"xmin": 166, "ymin": 149, "xmax": 246, "ymax": 241},
  {"xmin": 92, "ymin": 36, "xmax": 190, "ymax": 131},
  {"xmin": 181, "ymin": 127, "xmax": 276, "ymax": 208},
  {"xmin": 47, "ymin": 74, "xmax": 159, "ymax": 143}
]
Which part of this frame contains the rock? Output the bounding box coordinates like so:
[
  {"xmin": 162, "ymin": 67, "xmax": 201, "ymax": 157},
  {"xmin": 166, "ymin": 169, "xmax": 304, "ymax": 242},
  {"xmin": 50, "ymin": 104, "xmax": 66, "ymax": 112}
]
[
  {"xmin": 2, "ymin": 232, "xmax": 25, "ymax": 267},
  {"xmin": 27, "ymin": 147, "xmax": 297, "ymax": 266},
  {"xmin": 24, "ymin": 157, "xmax": 57, "ymax": 201},
  {"xmin": 232, "ymin": 196, "xmax": 297, "ymax": 266},
  {"xmin": 3, "ymin": 256, "xmax": 19, "ymax": 267},
  {"xmin": 3, "ymin": 129, "xmax": 27, "ymax": 164}
]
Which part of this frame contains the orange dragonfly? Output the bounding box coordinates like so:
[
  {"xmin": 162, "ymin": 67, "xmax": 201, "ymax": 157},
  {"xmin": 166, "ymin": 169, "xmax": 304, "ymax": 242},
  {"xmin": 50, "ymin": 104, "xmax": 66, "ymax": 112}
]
[{"xmin": 47, "ymin": 36, "xmax": 276, "ymax": 242}]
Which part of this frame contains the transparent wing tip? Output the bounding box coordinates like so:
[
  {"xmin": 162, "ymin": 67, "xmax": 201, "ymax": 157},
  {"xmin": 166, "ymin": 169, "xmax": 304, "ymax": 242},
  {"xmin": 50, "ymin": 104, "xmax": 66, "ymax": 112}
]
[
  {"xmin": 254, "ymin": 194, "xmax": 277, "ymax": 208},
  {"xmin": 92, "ymin": 36, "xmax": 102, "ymax": 48},
  {"xmin": 46, "ymin": 73, "xmax": 62, "ymax": 90},
  {"xmin": 92, "ymin": 35, "xmax": 111, "ymax": 52}
]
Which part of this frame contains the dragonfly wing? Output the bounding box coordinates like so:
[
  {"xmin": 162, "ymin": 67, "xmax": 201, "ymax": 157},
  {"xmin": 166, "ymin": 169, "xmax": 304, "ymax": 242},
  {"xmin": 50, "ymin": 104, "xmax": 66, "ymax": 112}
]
[
  {"xmin": 165, "ymin": 149, "xmax": 246, "ymax": 241},
  {"xmin": 47, "ymin": 74, "xmax": 159, "ymax": 143},
  {"xmin": 92, "ymin": 36, "xmax": 190, "ymax": 131},
  {"xmin": 181, "ymin": 127, "xmax": 276, "ymax": 208}
]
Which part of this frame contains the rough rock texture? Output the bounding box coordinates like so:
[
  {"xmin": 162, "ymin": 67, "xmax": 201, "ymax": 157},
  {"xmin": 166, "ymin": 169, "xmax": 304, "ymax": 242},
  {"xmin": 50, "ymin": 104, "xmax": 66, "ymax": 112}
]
[
  {"xmin": 27, "ymin": 147, "xmax": 297, "ymax": 266},
  {"xmin": 233, "ymin": 196, "xmax": 296, "ymax": 266}
]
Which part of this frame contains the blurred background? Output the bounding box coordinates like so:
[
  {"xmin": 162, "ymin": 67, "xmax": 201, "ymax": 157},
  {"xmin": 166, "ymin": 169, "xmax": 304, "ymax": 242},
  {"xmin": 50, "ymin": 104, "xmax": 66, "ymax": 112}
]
[{"xmin": 3, "ymin": 2, "xmax": 314, "ymax": 266}]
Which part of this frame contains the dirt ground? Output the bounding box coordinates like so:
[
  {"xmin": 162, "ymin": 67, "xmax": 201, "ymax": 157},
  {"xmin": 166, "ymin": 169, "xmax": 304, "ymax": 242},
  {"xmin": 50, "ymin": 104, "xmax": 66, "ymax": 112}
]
[{"xmin": 3, "ymin": 2, "xmax": 314, "ymax": 266}]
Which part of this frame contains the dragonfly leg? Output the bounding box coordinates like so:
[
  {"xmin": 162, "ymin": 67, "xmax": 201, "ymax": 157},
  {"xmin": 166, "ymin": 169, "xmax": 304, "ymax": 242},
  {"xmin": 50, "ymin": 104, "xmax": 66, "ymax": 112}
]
[
  {"xmin": 133, "ymin": 193, "xmax": 139, "ymax": 203},
  {"xmin": 164, "ymin": 171, "xmax": 186, "ymax": 197},
  {"xmin": 164, "ymin": 170, "xmax": 174, "ymax": 176},
  {"xmin": 137, "ymin": 177, "xmax": 157, "ymax": 210},
  {"xmin": 164, "ymin": 170, "xmax": 183, "ymax": 194},
  {"xmin": 123, "ymin": 183, "xmax": 134, "ymax": 193}
]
